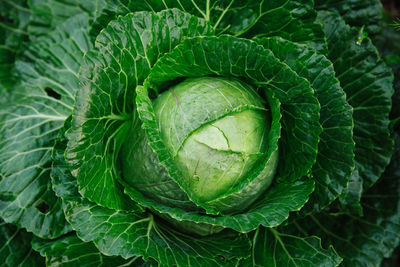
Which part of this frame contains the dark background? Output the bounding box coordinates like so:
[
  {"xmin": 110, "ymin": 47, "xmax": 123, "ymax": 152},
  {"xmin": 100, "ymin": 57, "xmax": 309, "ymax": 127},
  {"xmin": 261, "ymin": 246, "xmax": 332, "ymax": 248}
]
[
  {"xmin": 382, "ymin": 0, "xmax": 400, "ymax": 17},
  {"xmin": 381, "ymin": 1, "xmax": 399, "ymax": 266}
]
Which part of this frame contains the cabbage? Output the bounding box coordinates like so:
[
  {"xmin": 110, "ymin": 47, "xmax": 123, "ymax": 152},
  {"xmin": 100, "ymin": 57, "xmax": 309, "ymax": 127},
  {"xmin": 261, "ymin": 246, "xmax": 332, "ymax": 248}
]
[{"xmin": 0, "ymin": 1, "xmax": 399, "ymax": 266}]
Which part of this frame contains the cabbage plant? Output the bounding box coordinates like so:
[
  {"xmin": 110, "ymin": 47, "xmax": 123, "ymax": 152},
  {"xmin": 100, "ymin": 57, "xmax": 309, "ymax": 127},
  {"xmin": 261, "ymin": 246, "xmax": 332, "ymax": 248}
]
[{"xmin": 0, "ymin": 0, "xmax": 399, "ymax": 266}]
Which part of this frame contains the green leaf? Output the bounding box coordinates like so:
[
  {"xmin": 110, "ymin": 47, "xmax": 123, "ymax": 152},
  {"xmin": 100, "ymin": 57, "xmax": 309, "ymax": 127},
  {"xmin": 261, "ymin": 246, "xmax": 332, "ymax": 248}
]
[
  {"xmin": 315, "ymin": 0, "xmax": 383, "ymax": 34},
  {"xmin": 216, "ymin": 0, "xmax": 326, "ymax": 52},
  {"xmin": 27, "ymin": 0, "xmax": 106, "ymax": 37},
  {"xmin": 0, "ymin": 0, "xmax": 30, "ymax": 104},
  {"xmin": 0, "ymin": 13, "xmax": 91, "ymax": 238},
  {"xmin": 99, "ymin": 0, "xmax": 327, "ymax": 52},
  {"xmin": 31, "ymin": 0, "xmax": 326, "ymax": 54},
  {"xmin": 317, "ymin": 11, "xmax": 394, "ymax": 191},
  {"xmin": 255, "ymin": 37, "xmax": 355, "ymax": 211},
  {"xmin": 372, "ymin": 13, "xmax": 400, "ymax": 122},
  {"xmin": 32, "ymin": 234, "xmax": 150, "ymax": 266},
  {"xmin": 0, "ymin": 221, "xmax": 44, "ymax": 266},
  {"xmin": 67, "ymin": 205, "xmax": 250, "ymax": 266},
  {"xmin": 287, "ymin": 134, "xmax": 400, "ymax": 266},
  {"xmin": 0, "ymin": 0, "xmax": 30, "ymax": 48},
  {"xmin": 66, "ymin": 9, "xmax": 214, "ymax": 210},
  {"xmin": 122, "ymin": 175, "xmax": 314, "ymax": 233},
  {"xmin": 246, "ymin": 227, "xmax": 342, "ymax": 267},
  {"xmin": 0, "ymin": 35, "xmax": 15, "ymax": 104},
  {"xmin": 338, "ymin": 170, "xmax": 363, "ymax": 215}
]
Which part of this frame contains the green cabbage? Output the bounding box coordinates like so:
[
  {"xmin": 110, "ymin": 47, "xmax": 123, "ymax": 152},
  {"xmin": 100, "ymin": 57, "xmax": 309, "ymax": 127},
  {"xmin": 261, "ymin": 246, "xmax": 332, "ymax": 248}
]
[{"xmin": 0, "ymin": 0, "xmax": 399, "ymax": 266}]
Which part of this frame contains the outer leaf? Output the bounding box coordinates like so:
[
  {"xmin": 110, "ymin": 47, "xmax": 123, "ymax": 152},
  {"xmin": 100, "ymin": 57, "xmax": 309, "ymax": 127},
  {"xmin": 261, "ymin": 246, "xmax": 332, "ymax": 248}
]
[
  {"xmin": 372, "ymin": 12, "xmax": 400, "ymax": 122},
  {"xmin": 338, "ymin": 170, "xmax": 363, "ymax": 215},
  {"xmin": 255, "ymin": 37, "xmax": 355, "ymax": 211},
  {"xmin": 287, "ymin": 134, "xmax": 400, "ymax": 266},
  {"xmin": 66, "ymin": 9, "xmax": 214, "ymax": 210},
  {"xmin": 0, "ymin": 221, "xmax": 44, "ymax": 266},
  {"xmin": 92, "ymin": 0, "xmax": 326, "ymax": 53},
  {"xmin": 0, "ymin": 14, "xmax": 91, "ymax": 238},
  {"xmin": 27, "ymin": 0, "xmax": 106, "ymax": 37},
  {"xmin": 0, "ymin": 29, "xmax": 15, "ymax": 104},
  {"xmin": 246, "ymin": 227, "xmax": 342, "ymax": 267},
  {"xmin": 123, "ymin": 176, "xmax": 314, "ymax": 233},
  {"xmin": 315, "ymin": 0, "xmax": 383, "ymax": 34},
  {"xmin": 0, "ymin": 0, "xmax": 30, "ymax": 49},
  {"xmin": 0, "ymin": 0, "xmax": 30, "ymax": 104},
  {"xmin": 32, "ymin": 234, "xmax": 151, "ymax": 267},
  {"xmin": 217, "ymin": 0, "xmax": 326, "ymax": 52},
  {"xmin": 67, "ymin": 205, "xmax": 250, "ymax": 267},
  {"xmin": 317, "ymin": 11, "xmax": 393, "ymax": 191}
]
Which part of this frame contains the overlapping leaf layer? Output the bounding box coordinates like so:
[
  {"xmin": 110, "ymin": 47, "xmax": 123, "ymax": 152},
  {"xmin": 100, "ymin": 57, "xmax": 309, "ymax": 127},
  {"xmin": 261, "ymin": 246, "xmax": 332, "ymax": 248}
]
[{"xmin": 0, "ymin": 1, "xmax": 398, "ymax": 266}]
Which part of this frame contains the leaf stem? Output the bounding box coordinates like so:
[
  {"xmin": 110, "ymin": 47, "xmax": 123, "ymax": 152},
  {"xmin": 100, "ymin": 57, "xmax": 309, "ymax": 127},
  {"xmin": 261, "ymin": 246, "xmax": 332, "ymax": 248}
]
[
  {"xmin": 206, "ymin": 0, "xmax": 210, "ymax": 21},
  {"xmin": 0, "ymin": 22, "xmax": 29, "ymax": 36},
  {"xmin": 213, "ymin": 0, "xmax": 234, "ymax": 30},
  {"xmin": 4, "ymin": 0, "xmax": 32, "ymax": 13},
  {"xmin": 269, "ymin": 228, "xmax": 298, "ymax": 266},
  {"xmin": 0, "ymin": 44, "xmax": 17, "ymax": 52},
  {"xmin": 190, "ymin": 0, "xmax": 207, "ymax": 21}
]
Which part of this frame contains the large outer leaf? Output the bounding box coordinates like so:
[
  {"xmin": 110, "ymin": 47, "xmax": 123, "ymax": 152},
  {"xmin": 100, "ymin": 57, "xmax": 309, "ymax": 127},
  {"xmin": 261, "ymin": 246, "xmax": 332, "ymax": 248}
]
[
  {"xmin": 0, "ymin": 0, "xmax": 30, "ymax": 49},
  {"xmin": 315, "ymin": 0, "xmax": 383, "ymax": 35},
  {"xmin": 0, "ymin": 38, "xmax": 15, "ymax": 104},
  {"xmin": 32, "ymin": 234, "xmax": 152, "ymax": 267},
  {"xmin": 27, "ymin": 0, "xmax": 106, "ymax": 37},
  {"xmin": 123, "ymin": 175, "xmax": 314, "ymax": 233},
  {"xmin": 94, "ymin": 0, "xmax": 326, "ymax": 53},
  {"xmin": 0, "ymin": 221, "xmax": 44, "ymax": 266},
  {"xmin": 317, "ymin": 11, "xmax": 393, "ymax": 192},
  {"xmin": 0, "ymin": 0, "xmax": 30, "ymax": 104},
  {"xmin": 240, "ymin": 227, "xmax": 342, "ymax": 267},
  {"xmin": 66, "ymin": 9, "xmax": 214, "ymax": 210},
  {"xmin": 218, "ymin": 0, "xmax": 326, "ymax": 52},
  {"xmin": 255, "ymin": 37, "xmax": 355, "ymax": 211},
  {"xmin": 0, "ymin": 14, "xmax": 91, "ymax": 238},
  {"xmin": 25, "ymin": 0, "xmax": 326, "ymax": 54},
  {"xmin": 286, "ymin": 134, "xmax": 400, "ymax": 266},
  {"xmin": 372, "ymin": 13, "xmax": 400, "ymax": 123},
  {"xmin": 0, "ymin": 29, "xmax": 16, "ymax": 104}
]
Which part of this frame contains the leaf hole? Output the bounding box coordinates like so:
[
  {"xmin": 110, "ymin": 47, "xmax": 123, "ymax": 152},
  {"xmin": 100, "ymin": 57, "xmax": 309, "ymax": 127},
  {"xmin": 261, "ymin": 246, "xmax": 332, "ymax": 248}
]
[
  {"xmin": 43, "ymin": 161, "xmax": 52, "ymax": 169},
  {"xmin": 45, "ymin": 87, "xmax": 62, "ymax": 100},
  {"xmin": 0, "ymin": 16, "xmax": 14, "ymax": 25},
  {"xmin": 36, "ymin": 202, "xmax": 50, "ymax": 214}
]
